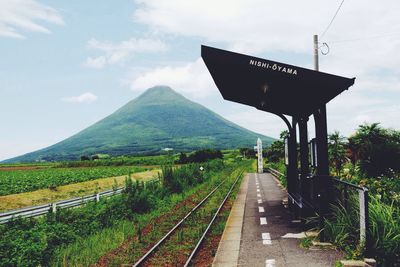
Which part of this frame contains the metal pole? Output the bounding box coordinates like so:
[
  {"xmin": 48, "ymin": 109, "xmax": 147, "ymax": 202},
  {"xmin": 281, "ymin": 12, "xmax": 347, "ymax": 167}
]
[
  {"xmin": 313, "ymin": 34, "xmax": 330, "ymax": 241},
  {"xmin": 314, "ymin": 35, "xmax": 319, "ymax": 71}
]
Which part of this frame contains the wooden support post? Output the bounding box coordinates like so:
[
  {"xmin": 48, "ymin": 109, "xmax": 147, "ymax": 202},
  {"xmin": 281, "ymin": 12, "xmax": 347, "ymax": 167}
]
[{"xmin": 299, "ymin": 117, "xmax": 310, "ymax": 213}]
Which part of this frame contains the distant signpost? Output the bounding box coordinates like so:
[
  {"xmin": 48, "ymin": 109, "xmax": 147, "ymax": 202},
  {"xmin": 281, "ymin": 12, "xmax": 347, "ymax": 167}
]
[{"xmin": 256, "ymin": 138, "xmax": 263, "ymax": 173}]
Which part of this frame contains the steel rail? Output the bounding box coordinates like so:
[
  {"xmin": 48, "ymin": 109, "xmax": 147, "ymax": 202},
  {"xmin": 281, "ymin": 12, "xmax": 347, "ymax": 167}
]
[
  {"xmin": 268, "ymin": 167, "xmax": 285, "ymax": 178},
  {"xmin": 184, "ymin": 170, "xmax": 243, "ymax": 267},
  {"xmin": 132, "ymin": 176, "xmax": 233, "ymax": 267}
]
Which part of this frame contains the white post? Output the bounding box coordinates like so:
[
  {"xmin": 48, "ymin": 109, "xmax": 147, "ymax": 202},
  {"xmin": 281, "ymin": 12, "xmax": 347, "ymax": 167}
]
[
  {"xmin": 359, "ymin": 190, "xmax": 366, "ymax": 244},
  {"xmin": 96, "ymin": 193, "xmax": 100, "ymax": 202},
  {"xmin": 257, "ymin": 138, "xmax": 263, "ymax": 173},
  {"xmin": 52, "ymin": 202, "xmax": 57, "ymax": 213}
]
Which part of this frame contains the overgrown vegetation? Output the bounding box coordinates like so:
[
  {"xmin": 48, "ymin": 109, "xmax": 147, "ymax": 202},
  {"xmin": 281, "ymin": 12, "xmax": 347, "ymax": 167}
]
[
  {"xmin": 325, "ymin": 123, "xmax": 400, "ymax": 265},
  {"xmin": 265, "ymin": 123, "xmax": 400, "ymax": 265},
  {"xmin": 0, "ymin": 156, "xmax": 248, "ymax": 267},
  {"xmin": 324, "ymin": 195, "xmax": 400, "ymax": 265}
]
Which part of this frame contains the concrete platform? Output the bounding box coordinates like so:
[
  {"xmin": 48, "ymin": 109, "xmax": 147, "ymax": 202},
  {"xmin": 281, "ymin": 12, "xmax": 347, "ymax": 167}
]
[
  {"xmin": 214, "ymin": 173, "xmax": 343, "ymax": 267},
  {"xmin": 212, "ymin": 174, "xmax": 249, "ymax": 266}
]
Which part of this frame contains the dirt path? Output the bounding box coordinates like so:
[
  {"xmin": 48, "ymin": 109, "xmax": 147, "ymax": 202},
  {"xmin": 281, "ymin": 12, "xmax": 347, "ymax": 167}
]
[{"xmin": 0, "ymin": 169, "xmax": 160, "ymax": 212}]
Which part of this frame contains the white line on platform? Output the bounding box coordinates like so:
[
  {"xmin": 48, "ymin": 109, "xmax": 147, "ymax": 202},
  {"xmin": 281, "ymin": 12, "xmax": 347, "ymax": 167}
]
[
  {"xmin": 262, "ymin": 232, "xmax": 272, "ymax": 245},
  {"xmin": 258, "ymin": 206, "xmax": 265, "ymax": 213},
  {"xmin": 262, "ymin": 233, "xmax": 271, "ymax": 239},
  {"xmin": 266, "ymin": 258, "xmax": 276, "ymax": 267},
  {"xmin": 257, "ymin": 193, "xmax": 261, "ymax": 197},
  {"xmin": 260, "ymin": 217, "xmax": 268, "ymax": 225},
  {"xmin": 263, "ymin": 239, "xmax": 272, "ymax": 245},
  {"xmin": 258, "ymin": 199, "xmax": 262, "ymax": 204}
]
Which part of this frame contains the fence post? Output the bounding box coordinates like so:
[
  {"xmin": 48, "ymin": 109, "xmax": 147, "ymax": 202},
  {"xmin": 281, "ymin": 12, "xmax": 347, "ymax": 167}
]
[
  {"xmin": 364, "ymin": 188, "xmax": 370, "ymax": 257},
  {"xmin": 359, "ymin": 187, "xmax": 370, "ymax": 257},
  {"xmin": 96, "ymin": 193, "xmax": 100, "ymax": 202},
  {"xmin": 52, "ymin": 203, "xmax": 57, "ymax": 213}
]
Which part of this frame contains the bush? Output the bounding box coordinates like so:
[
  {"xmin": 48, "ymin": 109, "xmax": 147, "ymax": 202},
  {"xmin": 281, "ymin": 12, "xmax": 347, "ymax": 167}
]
[
  {"xmin": 325, "ymin": 195, "xmax": 400, "ymax": 266},
  {"xmin": 176, "ymin": 149, "xmax": 223, "ymax": 164}
]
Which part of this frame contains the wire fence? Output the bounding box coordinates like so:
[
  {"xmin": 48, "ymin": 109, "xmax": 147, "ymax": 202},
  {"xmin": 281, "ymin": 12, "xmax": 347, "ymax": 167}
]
[{"xmin": 0, "ymin": 178, "xmax": 153, "ymax": 224}]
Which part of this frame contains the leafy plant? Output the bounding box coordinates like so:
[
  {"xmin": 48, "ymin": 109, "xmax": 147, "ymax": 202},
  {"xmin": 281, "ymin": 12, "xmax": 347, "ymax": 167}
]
[{"xmin": 328, "ymin": 131, "xmax": 348, "ymax": 176}]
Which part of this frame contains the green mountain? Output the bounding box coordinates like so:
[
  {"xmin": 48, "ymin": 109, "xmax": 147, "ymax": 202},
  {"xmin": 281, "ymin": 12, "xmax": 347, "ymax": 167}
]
[{"xmin": 5, "ymin": 86, "xmax": 275, "ymax": 162}]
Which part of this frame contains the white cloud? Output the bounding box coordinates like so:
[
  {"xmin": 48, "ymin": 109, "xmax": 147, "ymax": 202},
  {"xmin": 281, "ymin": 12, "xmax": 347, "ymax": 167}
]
[
  {"xmin": 129, "ymin": 57, "xmax": 215, "ymax": 98},
  {"xmin": 133, "ymin": 0, "xmax": 400, "ymax": 74},
  {"xmin": 131, "ymin": 0, "xmax": 400, "ymax": 135},
  {"xmin": 0, "ymin": 0, "xmax": 64, "ymax": 39},
  {"xmin": 83, "ymin": 38, "xmax": 168, "ymax": 68},
  {"xmin": 133, "ymin": 0, "xmax": 337, "ymax": 53},
  {"xmin": 83, "ymin": 56, "xmax": 106, "ymax": 69},
  {"xmin": 62, "ymin": 92, "xmax": 98, "ymax": 104}
]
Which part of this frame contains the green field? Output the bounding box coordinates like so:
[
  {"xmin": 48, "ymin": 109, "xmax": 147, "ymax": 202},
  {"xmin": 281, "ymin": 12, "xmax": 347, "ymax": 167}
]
[{"xmin": 0, "ymin": 165, "xmax": 150, "ymax": 196}]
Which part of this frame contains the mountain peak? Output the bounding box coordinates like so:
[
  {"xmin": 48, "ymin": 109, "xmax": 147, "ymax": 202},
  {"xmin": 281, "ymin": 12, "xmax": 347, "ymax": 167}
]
[
  {"xmin": 4, "ymin": 86, "xmax": 275, "ymax": 162},
  {"xmin": 132, "ymin": 86, "xmax": 188, "ymax": 106},
  {"xmin": 140, "ymin": 85, "xmax": 174, "ymax": 96}
]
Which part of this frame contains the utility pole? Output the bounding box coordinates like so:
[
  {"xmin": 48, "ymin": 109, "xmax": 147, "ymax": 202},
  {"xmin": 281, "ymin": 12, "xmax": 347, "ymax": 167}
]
[
  {"xmin": 314, "ymin": 35, "xmax": 319, "ymax": 71},
  {"xmin": 313, "ymin": 34, "xmax": 331, "ymax": 241}
]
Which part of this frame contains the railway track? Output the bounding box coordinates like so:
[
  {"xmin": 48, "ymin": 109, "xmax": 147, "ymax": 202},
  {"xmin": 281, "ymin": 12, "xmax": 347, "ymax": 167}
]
[{"xmin": 132, "ymin": 170, "xmax": 244, "ymax": 267}]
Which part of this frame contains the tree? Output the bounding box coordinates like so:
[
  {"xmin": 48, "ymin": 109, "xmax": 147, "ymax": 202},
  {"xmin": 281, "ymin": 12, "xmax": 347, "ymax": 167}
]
[
  {"xmin": 176, "ymin": 152, "xmax": 187, "ymax": 164},
  {"xmin": 239, "ymin": 148, "xmax": 256, "ymax": 158},
  {"xmin": 80, "ymin": 155, "xmax": 90, "ymax": 161},
  {"xmin": 328, "ymin": 131, "xmax": 347, "ymax": 176},
  {"xmin": 264, "ymin": 130, "xmax": 288, "ymax": 163},
  {"xmin": 348, "ymin": 123, "xmax": 400, "ymax": 177},
  {"xmin": 186, "ymin": 149, "xmax": 223, "ymax": 163}
]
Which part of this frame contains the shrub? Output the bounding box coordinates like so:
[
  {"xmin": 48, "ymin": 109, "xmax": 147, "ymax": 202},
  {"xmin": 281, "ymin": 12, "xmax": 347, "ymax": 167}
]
[{"xmin": 325, "ymin": 194, "xmax": 400, "ymax": 266}]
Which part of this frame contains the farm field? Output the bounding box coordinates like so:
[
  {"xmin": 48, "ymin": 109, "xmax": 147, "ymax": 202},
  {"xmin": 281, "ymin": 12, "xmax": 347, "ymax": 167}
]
[
  {"xmin": 0, "ymin": 157, "xmax": 253, "ymax": 267},
  {"xmin": 0, "ymin": 169, "xmax": 160, "ymax": 212},
  {"xmin": 0, "ymin": 165, "xmax": 153, "ymax": 196}
]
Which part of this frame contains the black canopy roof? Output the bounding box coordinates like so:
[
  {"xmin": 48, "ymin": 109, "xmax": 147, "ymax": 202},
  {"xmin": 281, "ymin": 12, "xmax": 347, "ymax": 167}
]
[{"xmin": 201, "ymin": 45, "xmax": 355, "ymax": 118}]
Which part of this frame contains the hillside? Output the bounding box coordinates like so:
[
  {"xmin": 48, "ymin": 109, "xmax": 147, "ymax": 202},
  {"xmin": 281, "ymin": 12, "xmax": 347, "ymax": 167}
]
[{"xmin": 4, "ymin": 86, "xmax": 275, "ymax": 162}]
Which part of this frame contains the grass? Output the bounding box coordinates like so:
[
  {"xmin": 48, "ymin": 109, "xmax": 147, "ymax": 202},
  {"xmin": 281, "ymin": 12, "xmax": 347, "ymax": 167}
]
[
  {"xmin": 52, "ymin": 220, "xmax": 136, "ymax": 267},
  {"xmin": 0, "ymin": 169, "xmax": 159, "ymax": 211},
  {"xmin": 142, "ymin": 167, "xmax": 245, "ymax": 266},
  {"xmin": 52, "ymin": 176, "xmax": 215, "ymax": 266},
  {"xmin": 300, "ymin": 237, "xmax": 313, "ymax": 249},
  {"xmin": 324, "ymin": 194, "xmax": 400, "ymax": 265},
  {"xmin": 51, "ymin": 160, "xmax": 251, "ymax": 266}
]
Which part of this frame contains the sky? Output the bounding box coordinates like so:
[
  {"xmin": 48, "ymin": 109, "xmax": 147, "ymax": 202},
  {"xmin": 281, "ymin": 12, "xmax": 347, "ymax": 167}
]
[{"xmin": 0, "ymin": 0, "xmax": 399, "ymax": 161}]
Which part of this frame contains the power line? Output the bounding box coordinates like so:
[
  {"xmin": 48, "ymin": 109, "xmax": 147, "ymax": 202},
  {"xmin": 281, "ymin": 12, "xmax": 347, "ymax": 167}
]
[
  {"xmin": 326, "ymin": 31, "xmax": 400, "ymax": 44},
  {"xmin": 320, "ymin": 0, "xmax": 345, "ymax": 39}
]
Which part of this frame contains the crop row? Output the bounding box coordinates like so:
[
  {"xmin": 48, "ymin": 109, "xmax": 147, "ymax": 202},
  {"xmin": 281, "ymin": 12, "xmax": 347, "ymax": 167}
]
[{"xmin": 0, "ymin": 166, "xmax": 148, "ymax": 196}]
